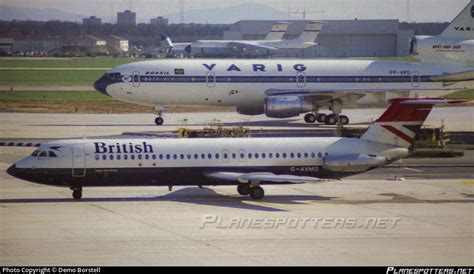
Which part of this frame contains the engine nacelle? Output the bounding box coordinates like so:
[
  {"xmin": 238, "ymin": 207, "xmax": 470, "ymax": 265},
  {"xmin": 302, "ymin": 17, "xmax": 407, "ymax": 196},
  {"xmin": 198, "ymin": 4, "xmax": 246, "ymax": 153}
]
[
  {"xmin": 236, "ymin": 105, "xmax": 264, "ymax": 115},
  {"xmin": 323, "ymin": 154, "xmax": 385, "ymax": 173},
  {"xmin": 264, "ymin": 96, "xmax": 313, "ymax": 118},
  {"xmin": 410, "ymin": 36, "xmax": 474, "ymax": 64}
]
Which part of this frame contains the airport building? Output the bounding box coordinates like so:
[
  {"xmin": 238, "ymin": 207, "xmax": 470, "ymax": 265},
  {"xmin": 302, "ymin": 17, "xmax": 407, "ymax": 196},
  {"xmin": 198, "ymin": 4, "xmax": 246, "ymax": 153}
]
[
  {"xmin": 224, "ymin": 20, "xmax": 415, "ymax": 58},
  {"xmin": 117, "ymin": 10, "xmax": 136, "ymax": 26},
  {"xmin": 0, "ymin": 38, "xmax": 14, "ymax": 56},
  {"xmin": 82, "ymin": 16, "xmax": 102, "ymax": 26},
  {"xmin": 150, "ymin": 16, "xmax": 169, "ymax": 26},
  {"xmin": 105, "ymin": 35, "xmax": 129, "ymax": 52}
]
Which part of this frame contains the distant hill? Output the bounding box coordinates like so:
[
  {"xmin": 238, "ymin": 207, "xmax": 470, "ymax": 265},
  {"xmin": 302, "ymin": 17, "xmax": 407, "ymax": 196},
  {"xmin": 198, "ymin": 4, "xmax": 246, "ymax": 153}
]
[
  {"xmin": 163, "ymin": 3, "xmax": 289, "ymax": 24},
  {"xmin": 0, "ymin": 5, "xmax": 84, "ymax": 22}
]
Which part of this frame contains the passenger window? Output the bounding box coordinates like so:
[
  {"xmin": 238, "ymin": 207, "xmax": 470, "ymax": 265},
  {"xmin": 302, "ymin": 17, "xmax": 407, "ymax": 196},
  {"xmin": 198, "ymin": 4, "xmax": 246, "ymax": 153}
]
[
  {"xmin": 215, "ymin": 153, "xmax": 220, "ymax": 159},
  {"xmin": 110, "ymin": 155, "xmax": 114, "ymax": 160},
  {"xmin": 283, "ymin": 153, "xmax": 287, "ymax": 158},
  {"xmin": 269, "ymin": 153, "xmax": 273, "ymax": 158},
  {"xmin": 304, "ymin": 153, "xmax": 308, "ymax": 158},
  {"xmin": 318, "ymin": 153, "xmax": 322, "ymax": 158},
  {"xmin": 311, "ymin": 152, "xmax": 315, "ymax": 158},
  {"xmin": 152, "ymin": 154, "xmax": 156, "ymax": 160},
  {"xmin": 102, "ymin": 155, "xmax": 107, "ymax": 160},
  {"xmin": 232, "ymin": 153, "xmax": 236, "ymax": 159},
  {"xmin": 254, "ymin": 153, "xmax": 259, "ymax": 159},
  {"xmin": 145, "ymin": 154, "xmax": 149, "ymax": 160},
  {"xmin": 290, "ymin": 153, "xmax": 294, "ymax": 158},
  {"xmin": 201, "ymin": 154, "xmax": 206, "ymax": 159},
  {"xmin": 194, "ymin": 154, "xmax": 198, "ymax": 159},
  {"xmin": 187, "ymin": 154, "xmax": 191, "ymax": 159},
  {"xmin": 124, "ymin": 154, "xmax": 128, "ymax": 160},
  {"xmin": 159, "ymin": 154, "xmax": 163, "ymax": 160},
  {"xmin": 208, "ymin": 153, "xmax": 212, "ymax": 159},
  {"xmin": 297, "ymin": 153, "xmax": 301, "ymax": 158},
  {"xmin": 276, "ymin": 153, "xmax": 280, "ymax": 158},
  {"xmin": 117, "ymin": 155, "xmax": 121, "ymax": 160},
  {"xmin": 138, "ymin": 155, "xmax": 143, "ymax": 160},
  {"xmin": 131, "ymin": 155, "xmax": 135, "ymax": 160},
  {"xmin": 180, "ymin": 154, "xmax": 184, "ymax": 160},
  {"xmin": 248, "ymin": 153, "xmax": 252, "ymax": 159},
  {"xmin": 240, "ymin": 153, "xmax": 245, "ymax": 159},
  {"xmin": 166, "ymin": 154, "xmax": 170, "ymax": 160},
  {"xmin": 223, "ymin": 153, "xmax": 228, "ymax": 159},
  {"xmin": 173, "ymin": 154, "xmax": 177, "ymax": 160}
]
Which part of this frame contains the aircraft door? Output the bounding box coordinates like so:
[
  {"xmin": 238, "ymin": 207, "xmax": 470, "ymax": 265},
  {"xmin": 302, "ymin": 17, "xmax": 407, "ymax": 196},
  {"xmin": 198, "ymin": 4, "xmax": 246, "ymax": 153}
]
[
  {"xmin": 206, "ymin": 72, "xmax": 216, "ymax": 88},
  {"xmin": 132, "ymin": 71, "xmax": 140, "ymax": 87},
  {"xmin": 296, "ymin": 72, "xmax": 306, "ymax": 87},
  {"xmin": 72, "ymin": 144, "xmax": 86, "ymax": 177},
  {"xmin": 411, "ymin": 71, "xmax": 420, "ymax": 87}
]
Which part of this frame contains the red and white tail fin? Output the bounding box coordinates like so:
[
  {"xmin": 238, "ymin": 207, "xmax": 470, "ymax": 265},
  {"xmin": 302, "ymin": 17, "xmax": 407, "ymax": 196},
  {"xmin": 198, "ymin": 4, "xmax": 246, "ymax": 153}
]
[{"xmin": 361, "ymin": 98, "xmax": 462, "ymax": 148}]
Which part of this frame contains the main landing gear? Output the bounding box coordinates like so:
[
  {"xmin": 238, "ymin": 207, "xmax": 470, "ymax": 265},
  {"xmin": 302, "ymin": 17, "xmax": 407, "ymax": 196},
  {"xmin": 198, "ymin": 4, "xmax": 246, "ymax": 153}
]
[
  {"xmin": 71, "ymin": 187, "xmax": 82, "ymax": 200},
  {"xmin": 304, "ymin": 100, "xmax": 349, "ymax": 125},
  {"xmin": 154, "ymin": 106, "xmax": 165, "ymax": 125},
  {"xmin": 237, "ymin": 183, "xmax": 265, "ymax": 200}
]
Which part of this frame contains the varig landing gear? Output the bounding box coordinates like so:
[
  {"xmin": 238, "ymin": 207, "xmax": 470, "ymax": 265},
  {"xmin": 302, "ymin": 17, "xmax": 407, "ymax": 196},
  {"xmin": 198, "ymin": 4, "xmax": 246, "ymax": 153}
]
[
  {"xmin": 237, "ymin": 182, "xmax": 265, "ymax": 200},
  {"xmin": 154, "ymin": 105, "xmax": 165, "ymax": 125},
  {"xmin": 71, "ymin": 187, "xmax": 82, "ymax": 200},
  {"xmin": 327, "ymin": 99, "xmax": 349, "ymax": 125}
]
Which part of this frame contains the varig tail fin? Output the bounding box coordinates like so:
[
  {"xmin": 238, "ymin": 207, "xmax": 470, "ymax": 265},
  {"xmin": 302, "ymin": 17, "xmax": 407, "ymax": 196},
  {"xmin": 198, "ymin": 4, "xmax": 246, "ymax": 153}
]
[
  {"xmin": 298, "ymin": 21, "xmax": 325, "ymax": 43},
  {"xmin": 265, "ymin": 22, "xmax": 290, "ymax": 40},
  {"xmin": 361, "ymin": 98, "xmax": 463, "ymax": 148},
  {"xmin": 440, "ymin": 0, "xmax": 474, "ymax": 39}
]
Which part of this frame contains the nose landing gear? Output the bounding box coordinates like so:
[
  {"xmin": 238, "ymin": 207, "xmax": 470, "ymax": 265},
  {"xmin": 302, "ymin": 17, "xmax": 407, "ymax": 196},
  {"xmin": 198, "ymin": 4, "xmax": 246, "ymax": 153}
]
[
  {"xmin": 71, "ymin": 187, "xmax": 82, "ymax": 200},
  {"xmin": 154, "ymin": 105, "xmax": 165, "ymax": 125}
]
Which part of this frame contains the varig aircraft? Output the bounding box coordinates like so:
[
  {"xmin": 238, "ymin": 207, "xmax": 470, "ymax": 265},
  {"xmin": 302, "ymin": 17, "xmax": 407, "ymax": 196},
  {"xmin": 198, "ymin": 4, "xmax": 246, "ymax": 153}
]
[
  {"xmin": 7, "ymin": 97, "xmax": 460, "ymax": 200},
  {"xmin": 94, "ymin": 1, "xmax": 474, "ymax": 126}
]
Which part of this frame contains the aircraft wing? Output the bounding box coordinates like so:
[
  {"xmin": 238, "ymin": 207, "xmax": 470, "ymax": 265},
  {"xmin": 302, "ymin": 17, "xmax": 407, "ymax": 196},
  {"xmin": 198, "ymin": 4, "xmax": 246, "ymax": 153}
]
[
  {"xmin": 204, "ymin": 172, "xmax": 322, "ymax": 184},
  {"xmin": 431, "ymin": 70, "xmax": 474, "ymax": 82},
  {"xmin": 227, "ymin": 42, "xmax": 279, "ymax": 51}
]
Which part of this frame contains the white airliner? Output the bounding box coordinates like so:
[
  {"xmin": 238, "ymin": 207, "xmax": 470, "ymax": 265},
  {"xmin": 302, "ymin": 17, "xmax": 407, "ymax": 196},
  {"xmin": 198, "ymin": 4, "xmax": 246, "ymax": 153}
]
[
  {"xmin": 94, "ymin": 1, "xmax": 474, "ymax": 126},
  {"xmin": 186, "ymin": 21, "xmax": 322, "ymax": 58},
  {"xmin": 169, "ymin": 21, "xmax": 293, "ymax": 58},
  {"xmin": 7, "ymin": 97, "xmax": 460, "ymax": 200}
]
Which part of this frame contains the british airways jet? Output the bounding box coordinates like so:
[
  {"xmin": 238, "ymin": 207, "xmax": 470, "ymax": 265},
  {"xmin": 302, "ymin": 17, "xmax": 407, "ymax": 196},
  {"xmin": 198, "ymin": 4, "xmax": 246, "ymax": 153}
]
[
  {"xmin": 7, "ymin": 97, "xmax": 460, "ymax": 200},
  {"xmin": 94, "ymin": 1, "xmax": 474, "ymax": 126}
]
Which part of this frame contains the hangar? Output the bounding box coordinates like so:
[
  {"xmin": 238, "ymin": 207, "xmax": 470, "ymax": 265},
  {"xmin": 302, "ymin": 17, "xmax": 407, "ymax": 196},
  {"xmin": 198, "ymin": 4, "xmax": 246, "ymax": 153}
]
[{"xmin": 223, "ymin": 20, "xmax": 415, "ymax": 58}]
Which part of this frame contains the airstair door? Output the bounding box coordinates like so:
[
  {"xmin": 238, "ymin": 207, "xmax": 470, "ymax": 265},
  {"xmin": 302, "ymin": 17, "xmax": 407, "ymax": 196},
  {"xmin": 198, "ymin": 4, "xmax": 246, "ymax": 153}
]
[
  {"xmin": 206, "ymin": 72, "xmax": 216, "ymax": 88},
  {"xmin": 72, "ymin": 144, "xmax": 86, "ymax": 177}
]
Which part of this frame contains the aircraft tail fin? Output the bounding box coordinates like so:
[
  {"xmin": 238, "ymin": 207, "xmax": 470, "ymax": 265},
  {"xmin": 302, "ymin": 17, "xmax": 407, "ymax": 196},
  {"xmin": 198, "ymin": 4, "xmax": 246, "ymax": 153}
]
[
  {"xmin": 298, "ymin": 21, "xmax": 325, "ymax": 43},
  {"xmin": 361, "ymin": 98, "xmax": 462, "ymax": 148},
  {"xmin": 265, "ymin": 22, "xmax": 290, "ymax": 40},
  {"xmin": 440, "ymin": 0, "xmax": 474, "ymax": 39},
  {"xmin": 161, "ymin": 34, "xmax": 174, "ymax": 48}
]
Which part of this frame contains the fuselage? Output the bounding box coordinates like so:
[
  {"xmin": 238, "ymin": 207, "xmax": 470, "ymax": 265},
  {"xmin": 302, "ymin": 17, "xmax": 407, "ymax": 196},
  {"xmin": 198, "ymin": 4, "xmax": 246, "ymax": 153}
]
[
  {"xmin": 7, "ymin": 136, "xmax": 406, "ymax": 188},
  {"xmin": 94, "ymin": 58, "xmax": 472, "ymax": 108}
]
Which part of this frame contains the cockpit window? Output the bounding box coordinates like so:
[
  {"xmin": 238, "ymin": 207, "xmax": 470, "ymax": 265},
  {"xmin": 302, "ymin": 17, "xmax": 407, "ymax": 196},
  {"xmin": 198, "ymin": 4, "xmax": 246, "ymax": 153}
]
[
  {"xmin": 31, "ymin": 150, "xmax": 39, "ymax": 156},
  {"xmin": 38, "ymin": 151, "xmax": 48, "ymax": 157},
  {"xmin": 48, "ymin": 151, "xmax": 57, "ymax": 157},
  {"xmin": 106, "ymin": 73, "xmax": 121, "ymax": 80}
]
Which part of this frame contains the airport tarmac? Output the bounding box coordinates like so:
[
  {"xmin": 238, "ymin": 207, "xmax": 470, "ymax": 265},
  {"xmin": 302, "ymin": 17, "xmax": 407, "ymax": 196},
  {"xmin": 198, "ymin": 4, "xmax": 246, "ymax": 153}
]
[{"xmin": 0, "ymin": 108, "xmax": 473, "ymax": 266}]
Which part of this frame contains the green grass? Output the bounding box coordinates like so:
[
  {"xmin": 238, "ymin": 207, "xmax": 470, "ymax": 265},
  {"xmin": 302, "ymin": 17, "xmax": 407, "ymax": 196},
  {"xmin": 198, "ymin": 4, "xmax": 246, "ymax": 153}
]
[
  {"xmin": 0, "ymin": 90, "xmax": 111, "ymax": 101},
  {"xmin": 0, "ymin": 70, "xmax": 105, "ymax": 85},
  {"xmin": 443, "ymin": 89, "xmax": 474, "ymax": 99},
  {"xmin": 0, "ymin": 57, "xmax": 146, "ymax": 68}
]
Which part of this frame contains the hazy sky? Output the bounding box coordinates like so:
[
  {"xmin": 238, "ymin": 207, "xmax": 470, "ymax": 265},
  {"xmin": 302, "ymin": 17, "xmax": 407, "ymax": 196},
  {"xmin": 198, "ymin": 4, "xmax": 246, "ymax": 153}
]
[{"xmin": 1, "ymin": 0, "xmax": 471, "ymax": 23}]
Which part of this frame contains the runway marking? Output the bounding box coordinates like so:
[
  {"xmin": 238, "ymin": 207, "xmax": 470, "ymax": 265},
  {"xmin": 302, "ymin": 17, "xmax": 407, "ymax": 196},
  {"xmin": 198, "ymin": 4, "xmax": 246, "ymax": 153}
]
[{"xmin": 402, "ymin": 167, "xmax": 423, "ymax": 172}]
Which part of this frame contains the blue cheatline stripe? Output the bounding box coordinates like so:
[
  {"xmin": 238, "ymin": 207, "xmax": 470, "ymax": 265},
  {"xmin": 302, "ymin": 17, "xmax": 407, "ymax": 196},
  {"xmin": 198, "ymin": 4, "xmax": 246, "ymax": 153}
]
[{"xmin": 136, "ymin": 75, "xmax": 435, "ymax": 84}]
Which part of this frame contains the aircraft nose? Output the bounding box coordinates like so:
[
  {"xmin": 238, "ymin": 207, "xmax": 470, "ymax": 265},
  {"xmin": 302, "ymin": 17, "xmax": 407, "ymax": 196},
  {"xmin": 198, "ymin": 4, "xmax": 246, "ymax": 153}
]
[
  {"xmin": 93, "ymin": 75, "xmax": 111, "ymax": 96},
  {"xmin": 7, "ymin": 164, "xmax": 19, "ymax": 178}
]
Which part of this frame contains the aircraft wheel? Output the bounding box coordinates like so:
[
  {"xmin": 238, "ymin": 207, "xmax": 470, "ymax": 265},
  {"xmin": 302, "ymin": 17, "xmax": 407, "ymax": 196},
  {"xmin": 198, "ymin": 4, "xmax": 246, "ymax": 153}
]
[
  {"xmin": 340, "ymin": 115, "xmax": 349, "ymax": 125},
  {"xmin": 304, "ymin": 113, "xmax": 317, "ymax": 123},
  {"xmin": 72, "ymin": 189, "xmax": 82, "ymax": 200},
  {"xmin": 155, "ymin": 117, "xmax": 164, "ymax": 125},
  {"xmin": 317, "ymin": 114, "xmax": 327, "ymax": 123},
  {"xmin": 325, "ymin": 114, "xmax": 337, "ymax": 125},
  {"xmin": 249, "ymin": 186, "xmax": 265, "ymax": 200},
  {"xmin": 237, "ymin": 184, "xmax": 251, "ymax": 195}
]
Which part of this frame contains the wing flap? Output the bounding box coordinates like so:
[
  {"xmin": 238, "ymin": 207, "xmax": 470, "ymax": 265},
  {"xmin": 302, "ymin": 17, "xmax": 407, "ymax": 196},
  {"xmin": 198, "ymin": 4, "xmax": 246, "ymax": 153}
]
[{"xmin": 204, "ymin": 172, "xmax": 321, "ymax": 184}]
